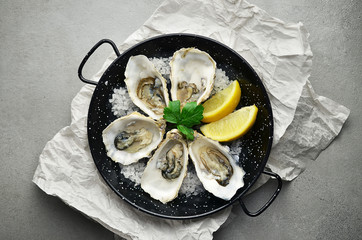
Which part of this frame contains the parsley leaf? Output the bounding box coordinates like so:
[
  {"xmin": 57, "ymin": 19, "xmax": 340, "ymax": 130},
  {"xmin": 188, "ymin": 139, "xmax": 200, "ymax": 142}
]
[
  {"xmin": 163, "ymin": 100, "xmax": 204, "ymax": 140},
  {"xmin": 163, "ymin": 100, "xmax": 181, "ymax": 124},
  {"xmin": 177, "ymin": 125, "xmax": 195, "ymax": 140},
  {"xmin": 179, "ymin": 102, "xmax": 204, "ymax": 127}
]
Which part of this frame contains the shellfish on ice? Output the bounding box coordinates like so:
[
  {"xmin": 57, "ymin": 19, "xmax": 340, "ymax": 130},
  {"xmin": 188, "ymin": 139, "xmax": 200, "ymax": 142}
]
[
  {"xmin": 141, "ymin": 129, "xmax": 189, "ymax": 203},
  {"xmin": 124, "ymin": 55, "xmax": 170, "ymax": 120},
  {"xmin": 170, "ymin": 48, "xmax": 216, "ymax": 107},
  {"xmin": 102, "ymin": 112, "xmax": 166, "ymax": 165}
]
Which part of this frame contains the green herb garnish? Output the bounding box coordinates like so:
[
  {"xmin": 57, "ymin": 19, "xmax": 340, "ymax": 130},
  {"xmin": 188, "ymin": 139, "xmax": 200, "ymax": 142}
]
[{"xmin": 163, "ymin": 100, "xmax": 204, "ymax": 140}]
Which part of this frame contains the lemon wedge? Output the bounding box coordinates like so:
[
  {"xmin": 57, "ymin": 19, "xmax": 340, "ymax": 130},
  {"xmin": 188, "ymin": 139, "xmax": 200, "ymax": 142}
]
[
  {"xmin": 200, "ymin": 105, "xmax": 258, "ymax": 142},
  {"xmin": 201, "ymin": 80, "xmax": 241, "ymax": 123}
]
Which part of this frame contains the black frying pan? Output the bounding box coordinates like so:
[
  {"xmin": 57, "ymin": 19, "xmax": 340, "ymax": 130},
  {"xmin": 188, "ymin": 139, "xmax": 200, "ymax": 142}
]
[{"xmin": 78, "ymin": 34, "xmax": 282, "ymax": 219}]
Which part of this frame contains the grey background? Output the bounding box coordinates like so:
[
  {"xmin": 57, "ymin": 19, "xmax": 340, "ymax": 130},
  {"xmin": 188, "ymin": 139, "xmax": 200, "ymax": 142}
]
[{"xmin": 1, "ymin": 0, "xmax": 361, "ymax": 239}]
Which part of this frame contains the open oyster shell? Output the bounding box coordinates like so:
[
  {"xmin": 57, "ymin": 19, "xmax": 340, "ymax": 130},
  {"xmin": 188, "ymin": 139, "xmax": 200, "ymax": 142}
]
[
  {"xmin": 141, "ymin": 129, "xmax": 189, "ymax": 204},
  {"xmin": 124, "ymin": 55, "xmax": 170, "ymax": 120},
  {"xmin": 102, "ymin": 112, "xmax": 166, "ymax": 165},
  {"xmin": 188, "ymin": 132, "xmax": 245, "ymax": 200},
  {"xmin": 170, "ymin": 48, "xmax": 216, "ymax": 107}
]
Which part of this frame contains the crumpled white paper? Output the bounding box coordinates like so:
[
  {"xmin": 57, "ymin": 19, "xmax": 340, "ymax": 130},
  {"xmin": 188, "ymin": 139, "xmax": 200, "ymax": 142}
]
[
  {"xmin": 267, "ymin": 80, "xmax": 350, "ymax": 180},
  {"xmin": 33, "ymin": 0, "xmax": 350, "ymax": 239}
]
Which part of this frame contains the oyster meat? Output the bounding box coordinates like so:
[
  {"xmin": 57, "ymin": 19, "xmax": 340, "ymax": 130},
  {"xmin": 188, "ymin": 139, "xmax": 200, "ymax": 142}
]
[
  {"xmin": 102, "ymin": 112, "xmax": 166, "ymax": 165},
  {"xmin": 170, "ymin": 48, "xmax": 216, "ymax": 106},
  {"xmin": 124, "ymin": 55, "xmax": 170, "ymax": 120},
  {"xmin": 141, "ymin": 129, "xmax": 188, "ymax": 203},
  {"xmin": 189, "ymin": 133, "xmax": 245, "ymax": 200}
]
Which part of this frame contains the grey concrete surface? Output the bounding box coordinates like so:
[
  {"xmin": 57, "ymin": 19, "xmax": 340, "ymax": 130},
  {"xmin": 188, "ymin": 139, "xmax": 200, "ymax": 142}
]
[{"xmin": 0, "ymin": 0, "xmax": 361, "ymax": 239}]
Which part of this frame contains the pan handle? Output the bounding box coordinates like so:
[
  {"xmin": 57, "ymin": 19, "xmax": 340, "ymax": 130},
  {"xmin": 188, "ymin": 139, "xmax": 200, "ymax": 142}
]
[
  {"xmin": 239, "ymin": 170, "xmax": 282, "ymax": 217},
  {"xmin": 78, "ymin": 39, "xmax": 121, "ymax": 85}
]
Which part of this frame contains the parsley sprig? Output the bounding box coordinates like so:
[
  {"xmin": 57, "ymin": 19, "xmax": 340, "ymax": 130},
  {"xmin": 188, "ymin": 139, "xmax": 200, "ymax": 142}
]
[{"xmin": 163, "ymin": 100, "xmax": 204, "ymax": 140}]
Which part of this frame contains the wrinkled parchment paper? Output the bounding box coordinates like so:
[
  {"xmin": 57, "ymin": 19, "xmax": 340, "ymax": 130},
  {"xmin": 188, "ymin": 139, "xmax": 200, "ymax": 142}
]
[{"xmin": 33, "ymin": 0, "xmax": 350, "ymax": 239}]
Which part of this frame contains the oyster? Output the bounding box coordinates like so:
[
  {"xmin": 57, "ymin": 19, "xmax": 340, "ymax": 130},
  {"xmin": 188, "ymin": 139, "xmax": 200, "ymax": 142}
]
[
  {"xmin": 170, "ymin": 48, "xmax": 216, "ymax": 106},
  {"xmin": 141, "ymin": 129, "xmax": 188, "ymax": 203},
  {"xmin": 124, "ymin": 55, "xmax": 170, "ymax": 120},
  {"xmin": 189, "ymin": 133, "xmax": 245, "ymax": 200},
  {"xmin": 102, "ymin": 112, "xmax": 166, "ymax": 165}
]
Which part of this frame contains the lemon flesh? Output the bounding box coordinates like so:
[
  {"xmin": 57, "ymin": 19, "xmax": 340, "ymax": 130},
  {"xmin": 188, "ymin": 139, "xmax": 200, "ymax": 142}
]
[
  {"xmin": 200, "ymin": 105, "xmax": 258, "ymax": 142},
  {"xmin": 201, "ymin": 80, "xmax": 241, "ymax": 123}
]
